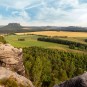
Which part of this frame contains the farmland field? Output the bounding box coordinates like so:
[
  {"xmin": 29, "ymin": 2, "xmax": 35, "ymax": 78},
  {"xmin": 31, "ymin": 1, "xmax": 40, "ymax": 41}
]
[
  {"xmin": 5, "ymin": 35, "xmax": 68, "ymax": 49},
  {"xmin": 5, "ymin": 33, "xmax": 87, "ymax": 54},
  {"xmin": 16, "ymin": 31, "xmax": 87, "ymax": 37}
]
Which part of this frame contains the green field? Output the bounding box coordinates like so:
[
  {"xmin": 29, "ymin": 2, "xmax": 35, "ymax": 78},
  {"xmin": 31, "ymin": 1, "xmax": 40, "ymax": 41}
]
[
  {"xmin": 5, "ymin": 35, "xmax": 68, "ymax": 48},
  {"xmin": 5, "ymin": 34, "xmax": 87, "ymax": 54}
]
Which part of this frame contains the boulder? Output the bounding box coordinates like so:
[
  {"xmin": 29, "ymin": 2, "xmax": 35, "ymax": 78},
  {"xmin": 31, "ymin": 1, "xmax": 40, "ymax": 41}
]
[{"xmin": 53, "ymin": 72, "xmax": 87, "ymax": 87}]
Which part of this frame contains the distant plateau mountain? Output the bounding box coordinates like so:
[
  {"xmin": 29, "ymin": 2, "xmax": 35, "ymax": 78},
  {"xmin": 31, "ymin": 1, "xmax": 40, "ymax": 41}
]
[{"xmin": 0, "ymin": 23, "xmax": 87, "ymax": 33}]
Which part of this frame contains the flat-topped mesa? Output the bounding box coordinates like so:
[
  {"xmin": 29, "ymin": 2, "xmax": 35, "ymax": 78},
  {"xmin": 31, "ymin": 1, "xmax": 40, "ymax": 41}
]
[
  {"xmin": 8, "ymin": 23, "xmax": 21, "ymax": 27},
  {"xmin": 0, "ymin": 44, "xmax": 25, "ymax": 76},
  {"xmin": 53, "ymin": 72, "xmax": 87, "ymax": 87}
]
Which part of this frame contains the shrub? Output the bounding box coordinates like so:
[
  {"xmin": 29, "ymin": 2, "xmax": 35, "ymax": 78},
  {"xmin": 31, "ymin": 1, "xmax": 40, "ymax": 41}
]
[
  {"xmin": 0, "ymin": 36, "xmax": 6, "ymax": 44},
  {"xmin": 0, "ymin": 77, "xmax": 18, "ymax": 87},
  {"xmin": 18, "ymin": 38, "xmax": 25, "ymax": 41}
]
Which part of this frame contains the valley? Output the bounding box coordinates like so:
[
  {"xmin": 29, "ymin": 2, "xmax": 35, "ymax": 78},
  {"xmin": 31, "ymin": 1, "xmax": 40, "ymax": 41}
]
[
  {"xmin": 0, "ymin": 28, "xmax": 87, "ymax": 87},
  {"xmin": 5, "ymin": 31, "xmax": 87, "ymax": 54},
  {"xmin": 0, "ymin": 0, "xmax": 87, "ymax": 86},
  {"xmin": 0, "ymin": 24, "xmax": 87, "ymax": 87}
]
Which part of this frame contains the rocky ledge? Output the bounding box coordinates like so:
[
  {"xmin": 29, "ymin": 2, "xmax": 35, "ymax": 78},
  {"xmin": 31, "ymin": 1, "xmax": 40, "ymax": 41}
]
[{"xmin": 54, "ymin": 72, "xmax": 87, "ymax": 87}]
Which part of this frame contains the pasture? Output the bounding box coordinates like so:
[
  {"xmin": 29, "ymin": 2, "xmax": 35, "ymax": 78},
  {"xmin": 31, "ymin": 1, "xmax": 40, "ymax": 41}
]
[
  {"xmin": 4, "ymin": 34, "xmax": 87, "ymax": 54},
  {"xmin": 5, "ymin": 35, "xmax": 67, "ymax": 48}
]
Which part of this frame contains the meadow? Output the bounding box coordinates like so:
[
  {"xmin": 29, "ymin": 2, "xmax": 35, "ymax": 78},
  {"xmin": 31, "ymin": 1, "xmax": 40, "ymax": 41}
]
[
  {"xmin": 5, "ymin": 35, "xmax": 68, "ymax": 49},
  {"xmin": 5, "ymin": 32, "xmax": 87, "ymax": 54}
]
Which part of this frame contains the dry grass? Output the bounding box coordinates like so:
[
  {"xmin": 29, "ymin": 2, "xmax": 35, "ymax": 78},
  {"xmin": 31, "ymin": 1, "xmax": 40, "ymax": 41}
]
[{"xmin": 16, "ymin": 31, "xmax": 87, "ymax": 37}]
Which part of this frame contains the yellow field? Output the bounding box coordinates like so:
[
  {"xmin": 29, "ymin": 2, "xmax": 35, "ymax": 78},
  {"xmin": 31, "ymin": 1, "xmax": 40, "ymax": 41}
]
[{"xmin": 16, "ymin": 31, "xmax": 87, "ymax": 37}]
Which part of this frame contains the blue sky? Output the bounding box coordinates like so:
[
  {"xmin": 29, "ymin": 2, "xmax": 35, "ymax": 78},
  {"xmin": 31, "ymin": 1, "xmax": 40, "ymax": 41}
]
[{"xmin": 0, "ymin": 0, "xmax": 87, "ymax": 26}]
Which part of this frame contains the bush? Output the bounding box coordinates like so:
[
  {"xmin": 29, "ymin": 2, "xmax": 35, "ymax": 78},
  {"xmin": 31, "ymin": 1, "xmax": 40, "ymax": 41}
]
[
  {"xmin": 0, "ymin": 77, "xmax": 18, "ymax": 87},
  {"xmin": 0, "ymin": 36, "xmax": 6, "ymax": 44},
  {"xmin": 85, "ymin": 39, "xmax": 87, "ymax": 42},
  {"xmin": 69, "ymin": 44, "xmax": 75, "ymax": 49},
  {"xmin": 0, "ymin": 77, "xmax": 29, "ymax": 87},
  {"xmin": 18, "ymin": 38, "xmax": 25, "ymax": 41}
]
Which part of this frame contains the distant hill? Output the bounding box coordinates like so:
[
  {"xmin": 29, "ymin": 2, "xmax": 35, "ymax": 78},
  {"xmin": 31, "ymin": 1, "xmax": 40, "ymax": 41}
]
[
  {"xmin": 0, "ymin": 23, "xmax": 87, "ymax": 33},
  {"xmin": 0, "ymin": 23, "xmax": 29, "ymax": 33},
  {"xmin": 23, "ymin": 26, "xmax": 87, "ymax": 32},
  {"xmin": 61, "ymin": 26, "xmax": 87, "ymax": 32}
]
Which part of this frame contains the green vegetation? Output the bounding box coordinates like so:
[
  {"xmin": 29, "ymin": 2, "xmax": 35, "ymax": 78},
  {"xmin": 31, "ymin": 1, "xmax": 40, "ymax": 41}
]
[
  {"xmin": 4, "ymin": 34, "xmax": 87, "ymax": 87},
  {"xmin": 18, "ymin": 38, "xmax": 25, "ymax": 41},
  {"xmin": 5, "ymin": 35, "xmax": 87, "ymax": 54},
  {"xmin": 5, "ymin": 35, "xmax": 68, "ymax": 48},
  {"xmin": 23, "ymin": 47, "xmax": 87, "ymax": 87},
  {"xmin": 0, "ymin": 77, "xmax": 30, "ymax": 87},
  {"xmin": 0, "ymin": 36, "xmax": 6, "ymax": 44},
  {"xmin": 85, "ymin": 39, "xmax": 87, "ymax": 42},
  {"xmin": 57, "ymin": 37, "xmax": 87, "ymax": 44},
  {"xmin": 0, "ymin": 77, "xmax": 18, "ymax": 87},
  {"xmin": 38, "ymin": 37, "xmax": 87, "ymax": 51}
]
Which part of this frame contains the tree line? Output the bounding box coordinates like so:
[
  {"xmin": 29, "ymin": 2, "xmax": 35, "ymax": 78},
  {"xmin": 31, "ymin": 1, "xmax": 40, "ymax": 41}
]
[
  {"xmin": 38, "ymin": 37, "xmax": 87, "ymax": 50},
  {"xmin": 23, "ymin": 47, "xmax": 87, "ymax": 87},
  {"xmin": 85, "ymin": 39, "xmax": 87, "ymax": 42}
]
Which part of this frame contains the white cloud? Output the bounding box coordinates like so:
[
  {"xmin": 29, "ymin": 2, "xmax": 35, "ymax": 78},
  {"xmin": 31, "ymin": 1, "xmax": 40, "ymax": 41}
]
[
  {"xmin": 19, "ymin": 10, "xmax": 31, "ymax": 20},
  {"xmin": 59, "ymin": 0, "xmax": 79, "ymax": 7},
  {"xmin": 0, "ymin": 0, "xmax": 42, "ymax": 10},
  {"xmin": 31, "ymin": 0, "xmax": 87, "ymax": 26},
  {"xmin": 0, "ymin": 0, "xmax": 87, "ymax": 26}
]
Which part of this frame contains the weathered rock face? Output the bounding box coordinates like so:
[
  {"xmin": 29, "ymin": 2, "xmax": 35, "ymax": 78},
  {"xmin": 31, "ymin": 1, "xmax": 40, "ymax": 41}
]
[
  {"xmin": 0, "ymin": 67, "xmax": 35, "ymax": 87},
  {"xmin": 0, "ymin": 44, "xmax": 25, "ymax": 76},
  {"xmin": 53, "ymin": 72, "xmax": 87, "ymax": 87}
]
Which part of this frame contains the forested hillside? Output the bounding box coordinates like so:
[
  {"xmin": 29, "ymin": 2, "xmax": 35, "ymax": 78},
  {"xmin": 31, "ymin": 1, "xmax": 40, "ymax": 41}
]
[{"xmin": 23, "ymin": 47, "xmax": 87, "ymax": 87}]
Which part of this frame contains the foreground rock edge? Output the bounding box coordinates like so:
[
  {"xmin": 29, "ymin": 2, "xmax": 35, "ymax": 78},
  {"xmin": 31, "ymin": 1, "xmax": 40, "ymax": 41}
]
[
  {"xmin": 0, "ymin": 67, "xmax": 35, "ymax": 87},
  {"xmin": 53, "ymin": 72, "xmax": 87, "ymax": 87}
]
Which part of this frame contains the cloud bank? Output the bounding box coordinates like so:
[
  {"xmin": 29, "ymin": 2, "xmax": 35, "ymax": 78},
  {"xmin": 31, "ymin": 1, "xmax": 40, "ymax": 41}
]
[{"xmin": 0, "ymin": 0, "xmax": 87, "ymax": 26}]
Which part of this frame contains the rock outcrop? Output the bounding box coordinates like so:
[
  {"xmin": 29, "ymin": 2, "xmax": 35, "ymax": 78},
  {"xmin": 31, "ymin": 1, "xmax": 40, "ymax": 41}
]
[
  {"xmin": 0, "ymin": 44, "xmax": 35, "ymax": 87},
  {"xmin": 0, "ymin": 44, "xmax": 25, "ymax": 76},
  {"xmin": 0, "ymin": 67, "xmax": 34, "ymax": 87},
  {"xmin": 53, "ymin": 72, "xmax": 87, "ymax": 87}
]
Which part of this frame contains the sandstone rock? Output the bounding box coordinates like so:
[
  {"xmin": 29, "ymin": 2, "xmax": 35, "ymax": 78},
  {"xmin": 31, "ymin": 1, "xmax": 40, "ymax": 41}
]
[
  {"xmin": 0, "ymin": 44, "xmax": 35, "ymax": 87},
  {"xmin": 0, "ymin": 86, "xmax": 4, "ymax": 87},
  {"xmin": 0, "ymin": 44, "xmax": 25, "ymax": 76},
  {"xmin": 0, "ymin": 67, "xmax": 35, "ymax": 87},
  {"xmin": 53, "ymin": 72, "xmax": 87, "ymax": 87}
]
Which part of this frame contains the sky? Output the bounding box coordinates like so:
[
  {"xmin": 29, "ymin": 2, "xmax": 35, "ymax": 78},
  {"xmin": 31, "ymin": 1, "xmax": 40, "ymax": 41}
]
[{"xmin": 0, "ymin": 0, "xmax": 87, "ymax": 26}]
